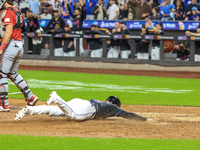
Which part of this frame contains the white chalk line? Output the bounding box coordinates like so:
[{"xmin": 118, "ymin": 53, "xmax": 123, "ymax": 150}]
[{"xmin": 8, "ymin": 79, "xmax": 193, "ymax": 94}]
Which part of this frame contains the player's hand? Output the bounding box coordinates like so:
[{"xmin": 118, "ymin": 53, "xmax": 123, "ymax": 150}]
[
  {"xmin": 146, "ymin": 118, "xmax": 157, "ymax": 123},
  {"xmin": 0, "ymin": 50, "xmax": 3, "ymax": 55}
]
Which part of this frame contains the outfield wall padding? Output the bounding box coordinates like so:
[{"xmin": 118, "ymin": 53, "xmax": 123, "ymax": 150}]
[{"xmin": 20, "ymin": 59, "xmax": 200, "ymax": 72}]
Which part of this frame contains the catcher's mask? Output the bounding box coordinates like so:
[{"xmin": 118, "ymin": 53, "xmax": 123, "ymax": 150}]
[
  {"xmin": 106, "ymin": 96, "xmax": 121, "ymax": 107},
  {"xmin": 0, "ymin": 0, "xmax": 14, "ymax": 9}
]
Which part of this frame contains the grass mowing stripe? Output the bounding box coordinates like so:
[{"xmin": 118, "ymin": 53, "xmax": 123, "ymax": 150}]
[
  {"xmin": 0, "ymin": 134, "xmax": 200, "ymax": 150},
  {"xmin": 7, "ymin": 70, "xmax": 200, "ymax": 106}
]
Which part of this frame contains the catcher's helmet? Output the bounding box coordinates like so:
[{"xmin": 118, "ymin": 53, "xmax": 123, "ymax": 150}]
[
  {"xmin": 106, "ymin": 96, "xmax": 121, "ymax": 107},
  {"xmin": 0, "ymin": 0, "xmax": 14, "ymax": 9}
]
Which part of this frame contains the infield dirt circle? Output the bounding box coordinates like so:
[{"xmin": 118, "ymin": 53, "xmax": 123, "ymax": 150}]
[{"xmin": 0, "ymin": 66, "xmax": 200, "ymax": 139}]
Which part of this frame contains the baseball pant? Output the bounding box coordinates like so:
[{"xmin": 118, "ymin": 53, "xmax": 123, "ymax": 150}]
[
  {"xmin": 195, "ymin": 54, "xmax": 200, "ymax": 61},
  {"xmin": 54, "ymin": 48, "xmax": 64, "ymax": 56},
  {"xmin": 107, "ymin": 46, "xmax": 120, "ymax": 58},
  {"xmin": 120, "ymin": 50, "xmax": 131, "ymax": 59},
  {"xmin": 26, "ymin": 105, "xmax": 65, "ymax": 117},
  {"xmin": 26, "ymin": 98, "xmax": 96, "ymax": 121},
  {"xmin": 64, "ymin": 51, "xmax": 75, "ymax": 57},
  {"xmin": 90, "ymin": 48, "xmax": 102, "ymax": 58},
  {"xmin": 0, "ymin": 40, "xmax": 33, "ymax": 106},
  {"xmin": 73, "ymin": 31, "xmax": 84, "ymax": 56},
  {"xmin": 151, "ymin": 46, "xmax": 160, "ymax": 60},
  {"xmin": 137, "ymin": 53, "xmax": 149, "ymax": 60}
]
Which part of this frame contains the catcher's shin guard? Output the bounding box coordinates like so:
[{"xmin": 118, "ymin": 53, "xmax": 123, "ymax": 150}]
[
  {"xmin": 0, "ymin": 71, "xmax": 9, "ymax": 106},
  {"xmin": 7, "ymin": 73, "xmax": 32, "ymax": 101}
]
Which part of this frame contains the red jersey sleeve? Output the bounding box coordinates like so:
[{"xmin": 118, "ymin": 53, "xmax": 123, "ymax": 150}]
[{"xmin": 2, "ymin": 9, "xmax": 15, "ymax": 26}]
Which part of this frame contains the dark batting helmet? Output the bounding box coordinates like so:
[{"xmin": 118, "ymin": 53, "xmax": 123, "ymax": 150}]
[{"xmin": 106, "ymin": 96, "xmax": 121, "ymax": 107}]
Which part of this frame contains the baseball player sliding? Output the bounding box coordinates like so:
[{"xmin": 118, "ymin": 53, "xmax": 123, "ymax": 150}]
[
  {"xmin": 15, "ymin": 91, "xmax": 153, "ymax": 122},
  {"xmin": 0, "ymin": 0, "xmax": 38, "ymax": 112}
]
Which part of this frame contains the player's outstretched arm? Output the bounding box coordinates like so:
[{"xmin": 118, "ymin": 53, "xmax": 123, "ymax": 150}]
[{"xmin": 117, "ymin": 110, "xmax": 147, "ymax": 121}]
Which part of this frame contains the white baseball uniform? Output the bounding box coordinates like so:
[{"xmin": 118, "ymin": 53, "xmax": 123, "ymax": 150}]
[{"xmin": 27, "ymin": 98, "xmax": 96, "ymax": 121}]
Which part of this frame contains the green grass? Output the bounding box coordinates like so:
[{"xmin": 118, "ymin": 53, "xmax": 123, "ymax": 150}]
[
  {"xmin": 0, "ymin": 134, "xmax": 200, "ymax": 150},
  {"xmin": 3, "ymin": 70, "xmax": 200, "ymax": 149},
  {"xmin": 7, "ymin": 70, "xmax": 200, "ymax": 106}
]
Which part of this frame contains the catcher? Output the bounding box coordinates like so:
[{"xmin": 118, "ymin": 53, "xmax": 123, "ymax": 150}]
[{"xmin": 15, "ymin": 91, "xmax": 152, "ymax": 122}]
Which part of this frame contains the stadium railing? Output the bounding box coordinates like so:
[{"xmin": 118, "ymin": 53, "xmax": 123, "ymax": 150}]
[{"xmin": 23, "ymin": 32, "xmax": 197, "ymax": 62}]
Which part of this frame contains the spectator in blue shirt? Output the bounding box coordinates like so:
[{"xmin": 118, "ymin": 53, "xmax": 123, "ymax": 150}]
[
  {"xmin": 161, "ymin": 0, "xmax": 175, "ymax": 20},
  {"xmin": 104, "ymin": 0, "xmax": 110, "ymax": 9},
  {"xmin": 185, "ymin": 0, "xmax": 200, "ymax": 18},
  {"xmin": 189, "ymin": 7, "xmax": 200, "ymax": 21},
  {"xmin": 29, "ymin": 0, "xmax": 40, "ymax": 15},
  {"xmin": 59, "ymin": 3, "xmax": 71, "ymax": 19},
  {"xmin": 62, "ymin": 0, "xmax": 73, "ymax": 18},
  {"xmin": 85, "ymin": 0, "xmax": 98, "ymax": 16},
  {"xmin": 184, "ymin": 0, "xmax": 200, "ymax": 7}
]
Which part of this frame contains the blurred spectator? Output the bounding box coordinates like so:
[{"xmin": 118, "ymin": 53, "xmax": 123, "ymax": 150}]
[
  {"xmin": 40, "ymin": 43, "xmax": 50, "ymax": 56},
  {"xmin": 21, "ymin": 7, "xmax": 29, "ymax": 19},
  {"xmin": 104, "ymin": 0, "xmax": 110, "ymax": 9},
  {"xmin": 185, "ymin": 0, "xmax": 200, "ymax": 8},
  {"xmin": 118, "ymin": 0, "xmax": 128, "ymax": 20},
  {"xmin": 127, "ymin": 3, "xmax": 136, "ymax": 20},
  {"xmin": 128, "ymin": 0, "xmax": 152, "ymax": 20},
  {"xmin": 176, "ymin": 42, "xmax": 190, "ymax": 61},
  {"xmin": 148, "ymin": 0, "xmax": 159, "ymax": 6},
  {"xmin": 174, "ymin": 0, "xmax": 184, "ymax": 20},
  {"xmin": 39, "ymin": 8, "xmax": 52, "ymax": 19},
  {"xmin": 85, "ymin": 25, "xmax": 102, "ymax": 58},
  {"xmin": 173, "ymin": 0, "xmax": 185, "ymax": 12},
  {"xmin": 107, "ymin": 21, "xmax": 121, "ymax": 58},
  {"xmin": 49, "ymin": 4, "xmax": 54, "ymax": 16},
  {"xmin": 136, "ymin": 24, "xmax": 150, "ymax": 60},
  {"xmin": 44, "ymin": 10, "xmax": 66, "ymax": 32},
  {"xmin": 59, "ymin": 3, "xmax": 70, "ymax": 19},
  {"xmin": 40, "ymin": 0, "xmax": 50, "ymax": 14},
  {"xmin": 161, "ymin": 0, "xmax": 175, "ymax": 21},
  {"xmin": 147, "ymin": 19, "xmax": 164, "ymax": 60},
  {"xmin": 185, "ymin": 25, "xmax": 200, "ymax": 61},
  {"xmin": 185, "ymin": 0, "xmax": 200, "ymax": 19},
  {"xmin": 188, "ymin": 7, "xmax": 200, "ymax": 21},
  {"xmin": 29, "ymin": 0, "xmax": 40, "ymax": 15},
  {"xmin": 119, "ymin": 21, "xmax": 130, "ymax": 59},
  {"xmin": 63, "ymin": 25, "xmax": 75, "ymax": 57},
  {"xmin": 85, "ymin": 0, "xmax": 98, "ymax": 19},
  {"xmin": 54, "ymin": 0, "xmax": 62, "ymax": 9},
  {"xmin": 92, "ymin": 0, "xmax": 107, "ymax": 20},
  {"xmin": 26, "ymin": 10, "xmax": 43, "ymax": 55},
  {"xmin": 150, "ymin": 7, "xmax": 161, "ymax": 20},
  {"xmin": 46, "ymin": 22, "xmax": 64, "ymax": 56},
  {"xmin": 67, "ymin": 0, "xmax": 85, "ymax": 56},
  {"xmin": 107, "ymin": 0, "xmax": 119, "ymax": 20},
  {"xmin": 62, "ymin": 0, "xmax": 73, "ymax": 19}
]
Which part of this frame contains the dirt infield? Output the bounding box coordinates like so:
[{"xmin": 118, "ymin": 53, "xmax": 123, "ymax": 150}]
[
  {"xmin": 0, "ymin": 65, "xmax": 200, "ymax": 139},
  {"xmin": 0, "ymin": 99, "xmax": 200, "ymax": 139}
]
